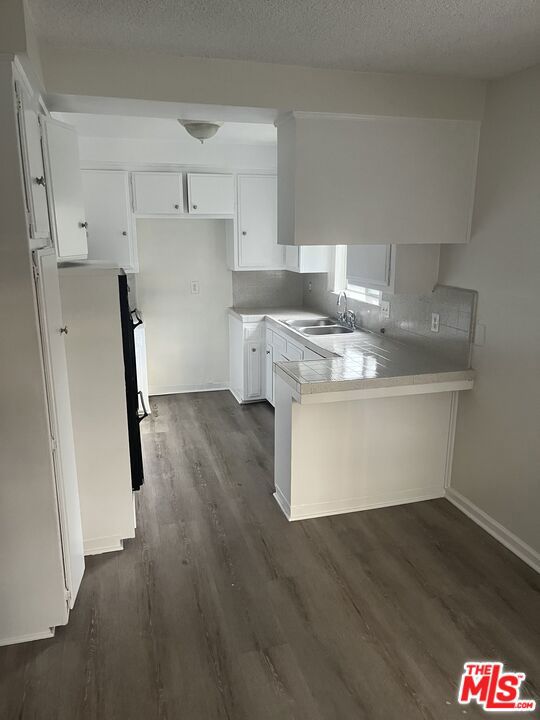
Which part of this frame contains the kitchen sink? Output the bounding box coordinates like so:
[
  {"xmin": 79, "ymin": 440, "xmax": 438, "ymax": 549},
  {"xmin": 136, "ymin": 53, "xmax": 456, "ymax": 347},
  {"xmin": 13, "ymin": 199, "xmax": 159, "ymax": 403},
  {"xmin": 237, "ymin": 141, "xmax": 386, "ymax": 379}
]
[
  {"xmin": 286, "ymin": 317, "xmax": 335, "ymax": 327},
  {"xmin": 302, "ymin": 326, "xmax": 354, "ymax": 335}
]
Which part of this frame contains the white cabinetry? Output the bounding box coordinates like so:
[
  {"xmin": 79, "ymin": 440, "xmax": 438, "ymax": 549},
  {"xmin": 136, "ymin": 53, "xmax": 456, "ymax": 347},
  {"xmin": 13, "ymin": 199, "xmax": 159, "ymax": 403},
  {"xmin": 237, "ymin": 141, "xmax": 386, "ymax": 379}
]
[
  {"xmin": 132, "ymin": 172, "xmax": 184, "ymax": 215},
  {"xmin": 278, "ymin": 112, "xmax": 480, "ymax": 246},
  {"xmin": 188, "ymin": 173, "xmax": 235, "ymax": 215},
  {"xmin": 346, "ymin": 244, "xmax": 440, "ymax": 295},
  {"xmin": 228, "ymin": 314, "xmax": 265, "ymax": 403},
  {"xmin": 15, "ymin": 81, "xmax": 50, "ymax": 244},
  {"xmin": 43, "ymin": 118, "xmax": 88, "ymax": 260},
  {"xmin": 284, "ymin": 245, "xmax": 331, "ymax": 273},
  {"xmin": 237, "ymin": 175, "xmax": 283, "ymax": 269},
  {"xmin": 82, "ymin": 170, "xmax": 137, "ymax": 272}
]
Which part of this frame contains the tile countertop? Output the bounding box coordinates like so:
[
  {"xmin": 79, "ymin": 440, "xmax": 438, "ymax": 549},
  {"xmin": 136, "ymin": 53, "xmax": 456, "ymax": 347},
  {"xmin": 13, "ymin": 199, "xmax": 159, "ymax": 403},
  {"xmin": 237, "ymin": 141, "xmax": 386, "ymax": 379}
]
[{"xmin": 229, "ymin": 307, "xmax": 475, "ymax": 395}]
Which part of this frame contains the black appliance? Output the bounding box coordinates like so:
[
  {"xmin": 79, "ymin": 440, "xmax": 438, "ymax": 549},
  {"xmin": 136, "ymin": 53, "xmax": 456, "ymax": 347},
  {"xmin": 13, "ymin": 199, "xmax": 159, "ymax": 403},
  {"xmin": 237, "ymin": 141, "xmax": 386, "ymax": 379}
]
[{"xmin": 118, "ymin": 274, "xmax": 145, "ymax": 490}]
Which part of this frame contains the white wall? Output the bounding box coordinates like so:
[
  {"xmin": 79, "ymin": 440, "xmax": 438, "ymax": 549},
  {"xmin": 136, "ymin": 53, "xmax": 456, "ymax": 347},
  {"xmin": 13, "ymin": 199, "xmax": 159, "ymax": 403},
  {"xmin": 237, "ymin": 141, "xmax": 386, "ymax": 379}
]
[
  {"xmin": 136, "ymin": 219, "xmax": 233, "ymax": 395},
  {"xmin": 439, "ymin": 64, "xmax": 540, "ymax": 557},
  {"xmin": 40, "ymin": 46, "xmax": 485, "ymax": 121},
  {"xmin": 77, "ymin": 136, "xmax": 277, "ymax": 172}
]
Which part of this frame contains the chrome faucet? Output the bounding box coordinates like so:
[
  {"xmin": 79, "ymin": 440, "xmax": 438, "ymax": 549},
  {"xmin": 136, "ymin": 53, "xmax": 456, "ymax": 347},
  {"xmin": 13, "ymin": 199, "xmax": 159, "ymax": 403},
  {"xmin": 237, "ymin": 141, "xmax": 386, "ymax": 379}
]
[
  {"xmin": 336, "ymin": 291, "xmax": 347, "ymax": 324},
  {"xmin": 336, "ymin": 291, "xmax": 356, "ymax": 329}
]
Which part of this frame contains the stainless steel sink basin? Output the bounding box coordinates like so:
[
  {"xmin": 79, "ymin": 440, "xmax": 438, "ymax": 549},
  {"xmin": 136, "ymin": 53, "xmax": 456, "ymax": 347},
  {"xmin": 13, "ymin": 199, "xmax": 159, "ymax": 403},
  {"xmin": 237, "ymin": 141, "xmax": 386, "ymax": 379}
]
[
  {"xmin": 286, "ymin": 317, "xmax": 335, "ymax": 327},
  {"xmin": 302, "ymin": 325, "xmax": 354, "ymax": 335}
]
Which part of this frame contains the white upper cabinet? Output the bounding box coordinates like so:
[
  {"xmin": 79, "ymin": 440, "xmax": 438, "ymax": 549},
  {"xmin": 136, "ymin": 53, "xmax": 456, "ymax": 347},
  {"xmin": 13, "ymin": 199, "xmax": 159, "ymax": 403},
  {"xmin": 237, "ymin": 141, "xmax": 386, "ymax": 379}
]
[
  {"xmin": 277, "ymin": 112, "xmax": 480, "ymax": 246},
  {"xmin": 237, "ymin": 175, "xmax": 283, "ymax": 269},
  {"xmin": 15, "ymin": 81, "xmax": 50, "ymax": 244},
  {"xmin": 43, "ymin": 119, "xmax": 88, "ymax": 260},
  {"xmin": 346, "ymin": 243, "xmax": 440, "ymax": 295},
  {"xmin": 187, "ymin": 173, "xmax": 235, "ymax": 215},
  {"xmin": 132, "ymin": 172, "xmax": 184, "ymax": 215},
  {"xmin": 82, "ymin": 170, "xmax": 137, "ymax": 273},
  {"xmin": 284, "ymin": 245, "xmax": 331, "ymax": 273}
]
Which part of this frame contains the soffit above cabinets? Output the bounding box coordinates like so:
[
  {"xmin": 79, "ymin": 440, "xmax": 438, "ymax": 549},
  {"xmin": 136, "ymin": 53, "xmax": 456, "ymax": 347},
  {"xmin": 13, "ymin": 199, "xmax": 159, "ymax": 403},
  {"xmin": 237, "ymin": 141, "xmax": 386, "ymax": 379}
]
[{"xmin": 277, "ymin": 112, "xmax": 480, "ymax": 246}]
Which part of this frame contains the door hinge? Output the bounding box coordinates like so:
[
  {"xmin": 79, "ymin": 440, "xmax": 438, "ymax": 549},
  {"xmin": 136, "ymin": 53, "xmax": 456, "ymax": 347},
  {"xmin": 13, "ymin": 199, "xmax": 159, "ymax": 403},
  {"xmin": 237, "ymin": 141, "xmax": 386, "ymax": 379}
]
[
  {"xmin": 64, "ymin": 588, "xmax": 72, "ymax": 604},
  {"xmin": 50, "ymin": 435, "xmax": 58, "ymax": 452},
  {"xmin": 32, "ymin": 262, "xmax": 40, "ymax": 281}
]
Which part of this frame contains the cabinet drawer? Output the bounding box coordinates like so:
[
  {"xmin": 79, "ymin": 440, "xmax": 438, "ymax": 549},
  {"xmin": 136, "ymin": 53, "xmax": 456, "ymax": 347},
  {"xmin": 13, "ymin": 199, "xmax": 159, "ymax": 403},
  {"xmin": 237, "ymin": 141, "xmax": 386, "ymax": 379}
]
[
  {"xmin": 286, "ymin": 340, "xmax": 304, "ymax": 361},
  {"xmin": 243, "ymin": 322, "xmax": 264, "ymax": 341},
  {"xmin": 272, "ymin": 332, "xmax": 287, "ymax": 357}
]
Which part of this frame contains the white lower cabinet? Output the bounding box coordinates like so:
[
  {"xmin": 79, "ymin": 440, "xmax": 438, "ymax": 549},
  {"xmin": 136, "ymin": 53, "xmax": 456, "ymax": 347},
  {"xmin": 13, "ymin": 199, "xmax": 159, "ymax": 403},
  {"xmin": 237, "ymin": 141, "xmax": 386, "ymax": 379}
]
[
  {"xmin": 265, "ymin": 343, "xmax": 274, "ymax": 404},
  {"xmin": 228, "ymin": 315, "xmax": 266, "ymax": 403}
]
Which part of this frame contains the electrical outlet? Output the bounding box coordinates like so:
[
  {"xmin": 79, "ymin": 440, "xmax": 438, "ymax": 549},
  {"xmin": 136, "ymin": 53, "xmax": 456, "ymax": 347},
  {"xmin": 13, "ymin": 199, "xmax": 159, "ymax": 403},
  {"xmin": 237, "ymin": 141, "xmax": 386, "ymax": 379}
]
[
  {"xmin": 190, "ymin": 280, "xmax": 200, "ymax": 295},
  {"xmin": 380, "ymin": 300, "xmax": 390, "ymax": 319},
  {"xmin": 431, "ymin": 312, "xmax": 440, "ymax": 333},
  {"xmin": 307, "ymin": 281, "xmax": 312, "ymax": 293}
]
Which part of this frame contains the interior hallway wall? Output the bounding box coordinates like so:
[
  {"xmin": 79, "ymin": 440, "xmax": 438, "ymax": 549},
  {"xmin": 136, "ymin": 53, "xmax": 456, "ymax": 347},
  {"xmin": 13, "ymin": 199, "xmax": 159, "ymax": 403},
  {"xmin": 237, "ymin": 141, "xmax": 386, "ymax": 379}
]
[
  {"xmin": 439, "ymin": 64, "xmax": 540, "ymax": 559},
  {"xmin": 137, "ymin": 219, "xmax": 232, "ymax": 395}
]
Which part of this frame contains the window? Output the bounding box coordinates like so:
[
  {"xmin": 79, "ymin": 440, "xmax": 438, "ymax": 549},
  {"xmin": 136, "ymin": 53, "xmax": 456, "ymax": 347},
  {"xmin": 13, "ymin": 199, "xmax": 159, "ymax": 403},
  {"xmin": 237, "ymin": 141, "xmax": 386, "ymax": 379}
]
[{"xmin": 332, "ymin": 245, "xmax": 383, "ymax": 306}]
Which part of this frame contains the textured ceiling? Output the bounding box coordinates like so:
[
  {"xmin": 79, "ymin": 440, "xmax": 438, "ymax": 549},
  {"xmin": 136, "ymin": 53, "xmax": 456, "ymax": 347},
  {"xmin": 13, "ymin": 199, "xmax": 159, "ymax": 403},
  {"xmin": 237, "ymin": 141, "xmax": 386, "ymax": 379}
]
[{"xmin": 29, "ymin": 0, "xmax": 540, "ymax": 79}]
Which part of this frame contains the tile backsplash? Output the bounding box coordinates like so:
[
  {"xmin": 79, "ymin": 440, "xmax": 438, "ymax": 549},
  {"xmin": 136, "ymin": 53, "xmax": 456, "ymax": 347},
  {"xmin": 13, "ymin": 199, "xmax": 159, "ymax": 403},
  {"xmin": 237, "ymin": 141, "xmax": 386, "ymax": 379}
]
[
  {"xmin": 233, "ymin": 270, "xmax": 303, "ymax": 308},
  {"xmin": 303, "ymin": 274, "xmax": 477, "ymax": 367}
]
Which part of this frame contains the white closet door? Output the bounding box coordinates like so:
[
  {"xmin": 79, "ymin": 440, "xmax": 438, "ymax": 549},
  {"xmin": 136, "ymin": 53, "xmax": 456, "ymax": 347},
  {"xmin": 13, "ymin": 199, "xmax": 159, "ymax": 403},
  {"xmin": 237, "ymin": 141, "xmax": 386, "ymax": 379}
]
[
  {"xmin": 44, "ymin": 119, "xmax": 88, "ymax": 260},
  {"xmin": 15, "ymin": 82, "xmax": 50, "ymax": 242},
  {"xmin": 34, "ymin": 248, "xmax": 85, "ymax": 607},
  {"xmin": 82, "ymin": 170, "xmax": 136, "ymax": 271},
  {"xmin": 238, "ymin": 175, "xmax": 282, "ymax": 268}
]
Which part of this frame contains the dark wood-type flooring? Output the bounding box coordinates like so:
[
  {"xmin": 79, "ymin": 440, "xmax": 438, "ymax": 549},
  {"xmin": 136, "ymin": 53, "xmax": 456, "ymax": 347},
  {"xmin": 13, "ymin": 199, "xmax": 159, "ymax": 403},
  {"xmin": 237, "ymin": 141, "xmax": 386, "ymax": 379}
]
[{"xmin": 1, "ymin": 391, "xmax": 538, "ymax": 719}]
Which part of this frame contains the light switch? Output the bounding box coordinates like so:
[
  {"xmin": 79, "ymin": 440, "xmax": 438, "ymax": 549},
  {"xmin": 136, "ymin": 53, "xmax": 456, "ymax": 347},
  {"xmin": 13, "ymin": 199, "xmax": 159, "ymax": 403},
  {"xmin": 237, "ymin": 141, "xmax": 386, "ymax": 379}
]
[
  {"xmin": 431, "ymin": 312, "xmax": 440, "ymax": 333},
  {"xmin": 190, "ymin": 280, "xmax": 200, "ymax": 295},
  {"xmin": 380, "ymin": 300, "xmax": 390, "ymax": 319}
]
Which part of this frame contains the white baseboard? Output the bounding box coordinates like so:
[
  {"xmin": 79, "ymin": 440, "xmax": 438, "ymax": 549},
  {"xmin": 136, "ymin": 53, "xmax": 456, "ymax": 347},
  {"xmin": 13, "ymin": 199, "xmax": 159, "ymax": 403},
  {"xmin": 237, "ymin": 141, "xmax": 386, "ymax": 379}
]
[
  {"xmin": 84, "ymin": 536, "xmax": 124, "ymax": 556},
  {"xmin": 446, "ymin": 488, "xmax": 539, "ymax": 574},
  {"xmin": 275, "ymin": 487, "xmax": 445, "ymax": 522},
  {"xmin": 0, "ymin": 627, "xmax": 55, "ymax": 647},
  {"xmin": 149, "ymin": 383, "xmax": 228, "ymax": 396},
  {"xmin": 273, "ymin": 487, "xmax": 292, "ymax": 519}
]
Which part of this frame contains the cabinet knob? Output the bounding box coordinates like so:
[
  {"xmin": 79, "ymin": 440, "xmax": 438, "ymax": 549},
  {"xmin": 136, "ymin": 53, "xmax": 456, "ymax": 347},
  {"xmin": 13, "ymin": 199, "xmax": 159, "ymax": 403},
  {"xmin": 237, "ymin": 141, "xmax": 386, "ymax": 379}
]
[
  {"xmin": 242, "ymin": 231, "xmax": 247, "ymax": 236},
  {"xmin": 266, "ymin": 350, "xmax": 270, "ymax": 355},
  {"xmin": 79, "ymin": 221, "xmax": 88, "ymax": 229},
  {"xmin": 192, "ymin": 204, "xmax": 198, "ymax": 210},
  {"xmin": 59, "ymin": 326, "xmax": 68, "ymax": 335},
  {"xmin": 122, "ymin": 231, "xmax": 127, "ymax": 236},
  {"xmin": 174, "ymin": 204, "xmax": 180, "ymax": 210},
  {"xmin": 35, "ymin": 176, "xmax": 46, "ymax": 186},
  {"xmin": 251, "ymin": 347, "xmax": 257, "ymax": 353}
]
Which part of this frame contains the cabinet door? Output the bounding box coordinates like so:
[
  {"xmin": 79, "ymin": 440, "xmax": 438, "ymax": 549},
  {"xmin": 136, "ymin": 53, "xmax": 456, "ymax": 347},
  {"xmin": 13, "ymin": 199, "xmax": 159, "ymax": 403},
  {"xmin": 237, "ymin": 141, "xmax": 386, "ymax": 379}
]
[
  {"xmin": 132, "ymin": 172, "xmax": 183, "ymax": 215},
  {"xmin": 238, "ymin": 175, "xmax": 283, "ymax": 269},
  {"xmin": 346, "ymin": 244, "xmax": 391, "ymax": 289},
  {"xmin": 15, "ymin": 83, "xmax": 50, "ymax": 243},
  {"xmin": 188, "ymin": 173, "xmax": 234, "ymax": 215},
  {"xmin": 284, "ymin": 245, "xmax": 300, "ymax": 272},
  {"xmin": 33, "ymin": 248, "xmax": 85, "ymax": 606},
  {"xmin": 44, "ymin": 119, "xmax": 88, "ymax": 260},
  {"xmin": 82, "ymin": 170, "xmax": 137, "ymax": 272},
  {"xmin": 245, "ymin": 342, "xmax": 263, "ymax": 399},
  {"xmin": 265, "ymin": 344, "xmax": 274, "ymax": 405}
]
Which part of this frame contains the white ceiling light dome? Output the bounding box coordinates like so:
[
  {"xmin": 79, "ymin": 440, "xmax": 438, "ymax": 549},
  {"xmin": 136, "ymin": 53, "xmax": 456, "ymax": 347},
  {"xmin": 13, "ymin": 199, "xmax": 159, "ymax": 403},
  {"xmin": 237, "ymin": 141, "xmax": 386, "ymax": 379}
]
[{"xmin": 178, "ymin": 119, "xmax": 222, "ymax": 143}]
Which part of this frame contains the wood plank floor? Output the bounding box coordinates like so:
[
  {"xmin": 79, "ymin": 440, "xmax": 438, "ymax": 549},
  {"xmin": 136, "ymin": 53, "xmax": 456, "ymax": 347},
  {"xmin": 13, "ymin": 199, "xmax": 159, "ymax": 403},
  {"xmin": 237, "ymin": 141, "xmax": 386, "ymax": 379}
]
[{"xmin": 1, "ymin": 391, "xmax": 538, "ymax": 719}]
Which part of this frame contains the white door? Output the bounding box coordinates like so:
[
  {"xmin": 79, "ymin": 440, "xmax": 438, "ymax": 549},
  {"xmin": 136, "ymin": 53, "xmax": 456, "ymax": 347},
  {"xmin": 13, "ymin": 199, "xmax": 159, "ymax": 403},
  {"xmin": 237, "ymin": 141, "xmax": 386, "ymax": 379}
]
[
  {"xmin": 265, "ymin": 344, "xmax": 274, "ymax": 404},
  {"xmin": 238, "ymin": 175, "xmax": 282, "ymax": 269},
  {"xmin": 44, "ymin": 119, "xmax": 88, "ymax": 260},
  {"xmin": 245, "ymin": 342, "xmax": 263, "ymax": 399},
  {"xmin": 132, "ymin": 172, "xmax": 184, "ymax": 215},
  {"xmin": 188, "ymin": 173, "xmax": 235, "ymax": 215},
  {"xmin": 15, "ymin": 83, "xmax": 50, "ymax": 242},
  {"xmin": 33, "ymin": 248, "xmax": 85, "ymax": 607},
  {"xmin": 82, "ymin": 170, "xmax": 137, "ymax": 271}
]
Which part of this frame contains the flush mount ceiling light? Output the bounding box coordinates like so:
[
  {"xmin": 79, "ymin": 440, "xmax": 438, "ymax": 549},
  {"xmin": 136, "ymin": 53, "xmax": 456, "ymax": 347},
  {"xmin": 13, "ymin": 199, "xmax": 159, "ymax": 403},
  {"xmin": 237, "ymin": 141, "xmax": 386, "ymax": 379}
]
[{"xmin": 178, "ymin": 119, "xmax": 222, "ymax": 143}]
